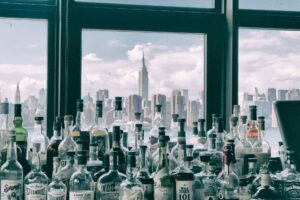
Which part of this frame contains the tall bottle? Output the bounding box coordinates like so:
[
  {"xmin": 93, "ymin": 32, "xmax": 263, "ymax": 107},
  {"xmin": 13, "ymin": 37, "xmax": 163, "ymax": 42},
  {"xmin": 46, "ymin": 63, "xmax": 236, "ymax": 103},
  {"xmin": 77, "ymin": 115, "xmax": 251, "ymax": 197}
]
[
  {"xmin": 149, "ymin": 104, "xmax": 163, "ymax": 155},
  {"xmin": 111, "ymin": 97, "xmax": 127, "ymax": 131},
  {"xmin": 246, "ymin": 105, "xmax": 259, "ymax": 147},
  {"xmin": 171, "ymin": 141, "xmax": 194, "ymax": 200},
  {"xmin": 137, "ymin": 145, "xmax": 154, "ymax": 200},
  {"xmin": 97, "ymin": 150, "xmax": 126, "ymax": 200},
  {"xmin": 24, "ymin": 143, "xmax": 49, "ymax": 200},
  {"xmin": 90, "ymin": 100, "xmax": 109, "ymax": 162},
  {"xmin": 169, "ymin": 113, "xmax": 179, "ymax": 150},
  {"xmin": 69, "ymin": 150, "xmax": 95, "ymax": 200},
  {"xmin": 46, "ymin": 121, "xmax": 63, "ymax": 178},
  {"xmin": 193, "ymin": 118, "xmax": 207, "ymax": 155},
  {"xmin": 215, "ymin": 117, "xmax": 226, "ymax": 151},
  {"xmin": 0, "ymin": 131, "xmax": 23, "ymax": 199},
  {"xmin": 111, "ymin": 126, "xmax": 126, "ymax": 174},
  {"xmin": 86, "ymin": 143, "xmax": 103, "ymax": 181},
  {"xmin": 58, "ymin": 115, "xmax": 78, "ymax": 167},
  {"xmin": 153, "ymin": 136, "xmax": 174, "ymax": 200},
  {"xmin": 120, "ymin": 151, "xmax": 144, "ymax": 200},
  {"xmin": 0, "ymin": 102, "xmax": 9, "ymax": 163},
  {"xmin": 47, "ymin": 157, "xmax": 67, "ymax": 200}
]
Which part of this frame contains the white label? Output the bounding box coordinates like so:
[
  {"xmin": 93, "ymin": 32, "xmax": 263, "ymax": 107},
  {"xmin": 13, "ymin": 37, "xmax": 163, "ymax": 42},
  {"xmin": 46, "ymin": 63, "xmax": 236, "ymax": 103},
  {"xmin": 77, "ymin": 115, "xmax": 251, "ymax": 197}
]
[
  {"xmin": 176, "ymin": 181, "xmax": 194, "ymax": 200},
  {"xmin": 97, "ymin": 182, "xmax": 120, "ymax": 200},
  {"xmin": 47, "ymin": 189, "xmax": 66, "ymax": 200},
  {"xmin": 25, "ymin": 183, "xmax": 47, "ymax": 200},
  {"xmin": 69, "ymin": 191, "xmax": 94, "ymax": 200},
  {"xmin": 1, "ymin": 180, "xmax": 23, "ymax": 200}
]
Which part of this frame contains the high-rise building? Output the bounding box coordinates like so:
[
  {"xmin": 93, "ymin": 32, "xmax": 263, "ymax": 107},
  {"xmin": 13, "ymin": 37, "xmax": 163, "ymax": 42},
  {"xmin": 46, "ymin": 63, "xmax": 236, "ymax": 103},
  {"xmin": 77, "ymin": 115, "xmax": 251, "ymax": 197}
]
[
  {"xmin": 138, "ymin": 52, "xmax": 149, "ymax": 101},
  {"xmin": 267, "ymin": 88, "xmax": 276, "ymax": 102},
  {"xmin": 151, "ymin": 94, "xmax": 167, "ymax": 126},
  {"xmin": 38, "ymin": 88, "xmax": 46, "ymax": 107},
  {"xmin": 96, "ymin": 89, "xmax": 109, "ymax": 100},
  {"xmin": 286, "ymin": 89, "xmax": 300, "ymax": 100},
  {"xmin": 15, "ymin": 82, "xmax": 21, "ymax": 104},
  {"xmin": 277, "ymin": 89, "xmax": 288, "ymax": 100},
  {"xmin": 127, "ymin": 94, "xmax": 142, "ymax": 121},
  {"xmin": 187, "ymin": 100, "xmax": 201, "ymax": 127},
  {"xmin": 171, "ymin": 90, "xmax": 186, "ymax": 119}
]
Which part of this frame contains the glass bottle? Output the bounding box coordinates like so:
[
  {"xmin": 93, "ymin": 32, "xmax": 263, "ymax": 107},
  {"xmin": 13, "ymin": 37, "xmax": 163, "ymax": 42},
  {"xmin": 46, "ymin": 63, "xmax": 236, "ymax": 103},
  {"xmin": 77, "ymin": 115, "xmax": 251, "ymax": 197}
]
[
  {"xmin": 193, "ymin": 118, "xmax": 207, "ymax": 155},
  {"xmin": 247, "ymin": 157, "xmax": 258, "ymax": 185},
  {"xmin": 97, "ymin": 150, "xmax": 126, "ymax": 200},
  {"xmin": 203, "ymin": 162, "xmax": 218, "ymax": 200},
  {"xmin": 97, "ymin": 153, "xmax": 110, "ymax": 178},
  {"xmin": 240, "ymin": 115, "xmax": 252, "ymax": 153},
  {"xmin": 239, "ymin": 176, "xmax": 251, "ymax": 200},
  {"xmin": 171, "ymin": 141, "xmax": 194, "ymax": 200},
  {"xmin": 137, "ymin": 145, "xmax": 154, "ymax": 200},
  {"xmin": 87, "ymin": 143, "xmax": 103, "ymax": 182},
  {"xmin": 69, "ymin": 150, "xmax": 95, "ymax": 200},
  {"xmin": 60, "ymin": 151, "xmax": 77, "ymax": 191},
  {"xmin": 216, "ymin": 117, "xmax": 226, "ymax": 152},
  {"xmin": 149, "ymin": 104, "xmax": 163, "ymax": 156},
  {"xmin": 121, "ymin": 131, "xmax": 130, "ymax": 157},
  {"xmin": 207, "ymin": 114, "xmax": 218, "ymax": 139},
  {"xmin": 58, "ymin": 115, "xmax": 78, "ymax": 167},
  {"xmin": 13, "ymin": 103, "xmax": 30, "ymax": 175},
  {"xmin": 246, "ymin": 105, "xmax": 259, "ymax": 147},
  {"xmin": 46, "ymin": 121, "xmax": 63, "ymax": 179},
  {"xmin": 169, "ymin": 113, "xmax": 179, "ymax": 151},
  {"xmin": 132, "ymin": 112, "xmax": 142, "ymax": 136},
  {"xmin": 120, "ymin": 151, "xmax": 144, "ymax": 200},
  {"xmin": 188, "ymin": 121, "xmax": 198, "ymax": 146},
  {"xmin": 110, "ymin": 97, "xmax": 127, "ymax": 132},
  {"xmin": 0, "ymin": 131, "xmax": 23, "ymax": 199},
  {"xmin": 90, "ymin": 100, "xmax": 109, "ymax": 162},
  {"xmin": 24, "ymin": 143, "xmax": 49, "ymax": 200},
  {"xmin": 151, "ymin": 128, "xmax": 167, "ymax": 173},
  {"xmin": 206, "ymin": 133, "xmax": 222, "ymax": 174},
  {"xmin": 110, "ymin": 126, "xmax": 127, "ymax": 174},
  {"xmin": 193, "ymin": 154, "xmax": 210, "ymax": 199},
  {"xmin": 47, "ymin": 157, "xmax": 67, "ymax": 200},
  {"xmin": 0, "ymin": 102, "xmax": 9, "ymax": 159}
]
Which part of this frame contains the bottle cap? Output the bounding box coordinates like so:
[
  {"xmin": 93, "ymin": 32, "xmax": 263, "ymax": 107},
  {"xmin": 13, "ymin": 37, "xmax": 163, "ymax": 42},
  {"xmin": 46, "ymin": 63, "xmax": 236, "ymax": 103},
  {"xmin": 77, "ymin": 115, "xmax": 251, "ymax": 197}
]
[
  {"xmin": 241, "ymin": 115, "xmax": 247, "ymax": 124},
  {"xmin": 198, "ymin": 118, "xmax": 205, "ymax": 123},
  {"xmin": 134, "ymin": 112, "xmax": 141, "ymax": 119},
  {"xmin": 115, "ymin": 97, "xmax": 122, "ymax": 111},
  {"xmin": 67, "ymin": 151, "xmax": 76, "ymax": 157},
  {"xmin": 172, "ymin": 114, "xmax": 179, "ymax": 122},
  {"xmin": 158, "ymin": 127, "xmax": 166, "ymax": 137},
  {"xmin": 239, "ymin": 176, "xmax": 249, "ymax": 186},
  {"xmin": 193, "ymin": 152, "xmax": 200, "ymax": 159},
  {"xmin": 76, "ymin": 99, "xmax": 84, "ymax": 111},
  {"xmin": 185, "ymin": 156, "xmax": 193, "ymax": 162},
  {"xmin": 135, "ymin": 123, "xmax": 143, "ymax": 131},
  {"xmin": 249, "ymin": 105, "xmax": 257, "ymax": 120},
  {"xmin": 193, "ymin": 121, "xmax": 198, "ymax": 126},
  {"xmin": 200, "ymin": 154, "xmax": 211, "ymax": 162},
  {"xmin": 96, "ymin": 100, "xmax": 103, "ymax": 117},
  {"xmin": 113, "ymin": 126, "xmax": 121, "ymax": 141},
  {"xmin": 186, "ymin": 144, "xmax": 194, "ymax": 149},
  {"xmin": 14, "ymin": 104, "xmax": 22, "ymax": 117},
  {"xmin": 208, "ymin": 133, "xmax": 217, "ymax": 139},
  {"xmin": 278, "ymin": 141, "xmax": 283, "ymax": 146},
  {"xmin": 77, "ymin": 153, "xmax": 87, "ymax": 165},
  {"xmin": 64, "ymin": 115, "xmax": 73, "ymax": 122},
  {"xmin": 35, "ymin": 116, "xmax": 44, "ymax": 121},
  {"xmin": 155, "ymin": 104, "xmax": 162, "ymax": 112},
  {"xmin": 140, "ymin": 145, "xmax": 147, "ymax": 151},
  {"xmin": 0, "ymin": 102, "xmax": 9, "ymax": 114}
]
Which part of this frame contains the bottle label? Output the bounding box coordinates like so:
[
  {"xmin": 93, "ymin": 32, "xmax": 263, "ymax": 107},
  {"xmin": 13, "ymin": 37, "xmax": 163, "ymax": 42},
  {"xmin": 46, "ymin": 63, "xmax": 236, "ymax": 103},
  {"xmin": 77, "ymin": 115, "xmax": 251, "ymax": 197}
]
[
  {"xmin": 176, "ymin": 181, "xmax": 194, "ymax": 200},
  {"xmin": 25, "ymin": 183, "xmax": 47, "ymax": 200},
  {"xmin": 47, "ymin": 189, "xmax": 66, "ymax": 200},
  {"xmin": 282, "ymin": 181, "xmax": 300, "ymax": 199},
  {"xmin": 1, "ymin": 180, "xmax": 23, "ymax": 200},
  {"xmin": 154, "ymin": 186, "xmax": 174, "ymax": 200},
  {"xmin": 69, "ymin": 191, "xmax": 94, "ymax": 200},
  {"xmin": 98, "ymin": 182, "xmax": 120, "ymax": 200},
  {"xmin": 120, "ymin": 191, "xmax": 143, "ymax": 200}
]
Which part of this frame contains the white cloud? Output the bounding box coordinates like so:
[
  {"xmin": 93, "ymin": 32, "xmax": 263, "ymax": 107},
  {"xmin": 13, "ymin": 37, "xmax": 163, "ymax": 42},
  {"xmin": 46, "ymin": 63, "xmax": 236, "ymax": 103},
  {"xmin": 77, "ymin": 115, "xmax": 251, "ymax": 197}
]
[
  {"xmin": 26, "ymin": 43, "xmax": 39, "ymax": 49},
  {"xmin": 83, "ymin": 53, "xmax": 103, "ymax": 62},
  {"xmin": 107, "ymin": 40, "xmax": 128, "ymax": 48}
]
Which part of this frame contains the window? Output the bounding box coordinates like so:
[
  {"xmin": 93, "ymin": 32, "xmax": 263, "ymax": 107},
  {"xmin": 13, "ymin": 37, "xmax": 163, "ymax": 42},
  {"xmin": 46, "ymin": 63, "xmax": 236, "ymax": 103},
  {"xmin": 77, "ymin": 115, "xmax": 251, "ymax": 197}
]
[
  {"xmin": 239, "ymin": 28, "xmax": 300, "ymax": 155},
  {"xmin": 0, "ymin": 18, "xmax": 48, "ymax": 131},
  {"xmin": 81, "ymin": 30, "xmax": 205, "ymax": 131},
  {"xmin": 239, "ymin": 0, "xmax": 300, "ymax": 12}
]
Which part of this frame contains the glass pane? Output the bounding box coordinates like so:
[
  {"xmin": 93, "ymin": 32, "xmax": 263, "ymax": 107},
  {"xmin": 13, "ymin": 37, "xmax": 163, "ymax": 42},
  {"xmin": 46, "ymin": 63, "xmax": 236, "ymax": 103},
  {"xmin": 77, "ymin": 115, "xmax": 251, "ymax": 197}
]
[
  {"xmin": 239, "ymin": 28, "xmax": 300, "ymax": 155},
  {"xmin": 239, "ymin": 0, "xmax": 300, "ymax": 12},
  {"xmin": 76, "ymin": 0, "xmax": 214, "ymax": 8},
  {"xmin": 0, "ymin": 18, "xmax": 48, "ymax": 132},
  {"xmin": 82, "ymin": 30, "xmax": 204, "ymax": 137}
]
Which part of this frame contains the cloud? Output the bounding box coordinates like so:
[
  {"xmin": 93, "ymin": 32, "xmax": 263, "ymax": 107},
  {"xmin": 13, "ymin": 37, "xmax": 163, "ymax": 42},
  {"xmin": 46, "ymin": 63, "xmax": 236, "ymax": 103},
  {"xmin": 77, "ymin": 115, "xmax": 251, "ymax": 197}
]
[
  {"xmin": 107, "ymin": 40, "xmax": 128, "ymax": 48},
  {"xmin": 26, "ymin": 43, "xmax": 39, "ymax": 49},
  {"xmin": 83, "ymin": 53, "xmax": 103, "ymax": 62}
]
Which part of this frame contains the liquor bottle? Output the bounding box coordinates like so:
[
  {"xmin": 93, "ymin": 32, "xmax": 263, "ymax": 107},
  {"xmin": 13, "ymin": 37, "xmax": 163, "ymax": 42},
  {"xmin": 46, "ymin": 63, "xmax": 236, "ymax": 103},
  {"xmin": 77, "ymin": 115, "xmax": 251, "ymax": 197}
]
[
  {"xmin": 137, "ymin": 145, "xmax": 154, "ymax": 200},
  {"xmin": 239, "ymin": 115, "xmax": 252, "ymax": 153},
  {"xmin": 0, "ymin": 102, "xmax": 9, "ymax": 163},
  {"xmin": 169, "ymin": 113, "xmax": 179, "ymax": 150},
  {"xmin": 132, "ymin": 112, "xmax": 142, "ymax": 133},
  {"xmin": 47, "ymin": 157, "xmax": 67, "ymax": 200},
  {"xmin": 69, "ymin": 150, "xmax": 95, "ymax": 200},
  {"xmin": 87, "ymin": 143, "xmax": 103, "ymax": 181},
  {"xmin": 111, "ymin": 97, "xmax": 127, "ymax": 131},
  {"xmin": 120, "ymin": 151, "xmax": 144, "ymax": 200},
  {"xmin": 111, "ymin": 126, "xmax": 126, "ymax": 174},
  {"xmin": 151, "ymin": 128, "xmax": 168, "ymax": 173},
  {"xmin": 193, "ymin": 118, "xmax": 207, "ymax": 155},
  {"xmin": 279, "ymin": 149, "xmax": 300, "ymax": 199},
  {"xmin": 170, "ymin": 118, "xmax": 186, "ymax": 171},
  {"xmin": 193, "ymin": 154, "xmax": 211, "ymax": 200},
  {"xmin": 252, "ymin": 171, "xmax": 281, "ymax": 200},
  {"xmin": 13, "ymin": 103, "xmax": 30, "ymax": 175},
  {"xmin": 217, "ymin": 145, "xmax": 239, "ymax": 200},
  {"xmin": 60, "ymin": 151, "xmax": 77, "ymax": 191},
  {"xmin": 27, "ymin": 116, "xmax": 49, "ymax": 169},
  {"xmin": 24, "ymin": 143, "xmax": 49, "ymax": 200},
  {"xmin": 46, "ymin": 121, "xmax": 62, "ymax": 179},
  {"xmin": 206, "ymin": 133, "xmax": 222, "ymax": 174},
  {"xmin": 246, "ymin": 105, "xmax": 259, "ymax": 147},
  {"xmin": 56, "ymin": 116, "xmax": 65, "ymax": 139},
  {"xmin": 171, "ymin": 141, "xmax": 194, "ymax": 200},
  {"xmin": 0, "ymin": 132, "xmax": 22, "ymax": 167},
  {"xmin": 247, "ymin": 157, "xmax": 258, "ymax": 184},
  {"xmin": 153, "ymin": 136, "xmax": 174, "ymax": 200},
  {"xmin": 253, "ymin": 116, "xmax": 271, "ymax": 169},
  {"xmin": 97, "ymin": 150, "xmax": 126, "ymax": 200},
  {"xmin": 188, "ymin": 121, "xmax": 198, "ymax": 146},
  {"xmin": 90, "ymin": 100, "xmax": 109, "ymax": 162},
  {"xmin": 207, "ymin": 114, "xmax": 218, "ymax": 139},
  {"xmin": 58, "ymin": 115, "xmax": 78, "ymax": 167},
  {"xmin": 215, "ymin": 117, "xmax": 226, "ymax": 151},
  {"xmin": 0, "ymin": 132, "xmax": 23, "ymax": 199},
  {"xmin": 121, "ymin": 131, "xmax": 130, "ymax": 156},
  {"xmin": 239, "ymin": 176, "xmax": 251, "ymax": 200},
  {"xmin": 278, "ymin": 141, "xmax": 285, "ymax": 168},
  {"xmin": 149, "ymin": 104, "xmax": 163, "ymax": 155},
  {"xmin": 203, "ymin": 162, "xmax": 218, "ymax": 200}
]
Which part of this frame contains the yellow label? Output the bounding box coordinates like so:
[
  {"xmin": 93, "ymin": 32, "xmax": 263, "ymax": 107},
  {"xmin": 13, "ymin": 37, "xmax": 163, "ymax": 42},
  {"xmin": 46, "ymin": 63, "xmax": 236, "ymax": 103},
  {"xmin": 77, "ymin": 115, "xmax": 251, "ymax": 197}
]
[
  {"xmin": 91, "ymin": 130, "xmax": 106, "ymax": 136},
  {"xmin": 72, "ymin": 131, "xmax": 80, "ymax": 137}
]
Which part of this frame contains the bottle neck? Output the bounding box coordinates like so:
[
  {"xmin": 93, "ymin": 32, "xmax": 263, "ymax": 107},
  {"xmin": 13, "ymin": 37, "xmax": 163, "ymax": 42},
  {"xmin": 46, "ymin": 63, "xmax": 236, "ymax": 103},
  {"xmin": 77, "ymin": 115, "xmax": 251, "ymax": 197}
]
[
  {"xmin": 113, "ymin": 138, "xmax": 120, "ymax": 148},
  {"xmin": 140, "ymin": 149, "xmax": 148, "ymax": 172},
  {"xmin": 208, "ymin": 138, "xmax": 216, "ymax": 151},
  {"xmin": 53, "ymin": 129, "xmax": 62, "ymax": 140},
  {"xmin": 75, "ymin": 111, "xmax": 84, "ymax": 129},
  {"xmin": 52, "ymin": 162, "xmax": 60, "ymax": 181},
  {"xmin": 32, "ymin": 151, "xmax": 41, "ymax": 171},
  {"xmin": 34, "ymin": 122, "xmax": 43, "ymax": 135},
  {"xmin": 89, "ymin": 146, "xmax": 99, "ymax": 161},
  {"xmin": 177, "ymin": 143, "xmax": 186, "ymax": 167},
  {"xmin": 230, "ymin": 124, "xmax": 238, "ymax": 138},
  {"xmin": 158, "ymin": 145, "xmax": 168, "ymax": 170},
  {"xmin": 7, "ymin": 139, "xmax": 17, "ymax": 161},
  {"xmin": 154, "ymin": 112, "xmax": 163, "ymax": 127},
  {"xmin": 111, "ymin": 154, "xmax": 118, "ymax": 171},
  {"xmin": 13, "ymin": 116, "xmax": 23, "ymax": 128},
  {"xmin": 64, "ymin": 122, "xmax": 72, "ymax": 139},
  {"xmin": 114, "ymin": 110, "xmax": 123, "ymax": 122},
  {"xmin": 97, "ymin": 117, "xmax": 105, "ymax": 129}
]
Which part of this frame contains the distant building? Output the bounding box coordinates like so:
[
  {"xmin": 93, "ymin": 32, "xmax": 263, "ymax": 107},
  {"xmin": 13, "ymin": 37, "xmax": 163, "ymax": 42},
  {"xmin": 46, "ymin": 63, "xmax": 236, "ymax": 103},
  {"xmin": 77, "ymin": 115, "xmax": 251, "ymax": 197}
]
[
  {"xmin": 15, "ymin": 82, "xmax": 21, "ymax": 104},
  {"xmin": 127, "ymin": 94, "xmax": 142, "ymax": 121},
  {"xmin": 277, "ymin": 89, "xmax": 288, "ymax": 101},
  {"xmin": 138, "ymin": 52, "xmax": 149, "ymax": 101},
  {"xmin": 286, "ymin": 89, "xmax": 300, "ymax": 100},
  {"xmin": 38, "ymin": 88, "xmax": 46, "ymax": 107},
  {"xmin": 267, "ymin": 88, "xmax": 276, "ymax": 102},
  {"xmin": 187, "ymin": 100, "xmax": 201, "ymax": 127},
  {"xmin": 151, "ymin": 94, "xmax": 167, "ymax": 126},
  {"xmin": 271, "ymin": 102, "xmax": 278, "ymax": 128},
  {"xmin": 96, "ymin": 89, "xmax": 109, "ymax": 100},
  {"xmin": 171, "ymin": 90, "xmax": 186, "ymax": 119}
]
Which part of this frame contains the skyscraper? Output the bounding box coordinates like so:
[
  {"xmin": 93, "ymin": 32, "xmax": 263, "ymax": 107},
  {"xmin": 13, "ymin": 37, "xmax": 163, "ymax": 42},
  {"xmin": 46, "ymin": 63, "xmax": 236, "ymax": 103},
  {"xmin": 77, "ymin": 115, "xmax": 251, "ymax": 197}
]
[
  {"xmin": 151, "ymin": 94, "xmax": 167, "ymax": 126},
  {"xmin": 15, "ymin": 82, "xmax": 21, "ymax": 104},
  {"xmin": 277, "ymin": 89, "xmax": 288, "ymax": 100},
  {"xmin": 138, "ymin": 52, "xmax": 149, "ymax": 101},
  {"xmin": 171, "ymin": 90, "xmax": 186, "ymax": 119},
  {"xmin": 127, "ymin": 94, "xmax": 142, "ymax": 121},
  {"xmin": 187, "ymin": 100, "xmax": 201, "ymax": 127},
  {"xmin": 267, "ymin": 88, "xmax": 276, "ymax": 102},
  {"xmin": 96, "ymin": 89, "xmax": 109, "ymax": 100}
]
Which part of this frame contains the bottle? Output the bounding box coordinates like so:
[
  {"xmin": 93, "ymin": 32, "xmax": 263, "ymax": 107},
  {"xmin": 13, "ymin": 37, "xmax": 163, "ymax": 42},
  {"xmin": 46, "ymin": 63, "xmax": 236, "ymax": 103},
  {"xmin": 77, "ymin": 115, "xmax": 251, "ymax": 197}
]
[
  {"xmin": 153, "ymin": 136, "xmax": 174, "ymax": 200},
  {"xmin": 247, "ymin": 157, "xmax": 258, "ymax": 184},
  {"xmin": 132, "ymin": 124, "xmax": 143, "ymax": 160},
  {"xmin": 121, "ymin": 131, "xmax": 130, "ymax": 157},
  {"xmin": 203, "ymin": 162, "xmax": 218, "ymax": 200},
  {"xmin": 24, "ymin": 143, "xmax": 49, "ymax": 200},
  {"xmin": 90, "ymin": 100, "xmax": 109, "ymax": 163},
  {"xmin": 87, "ymin": 143, "xmax": 103, "ymax": 181},
  {"xmin": 46, "ymin": 121, "xmax": 63, "ymax": 179},
  {"xmin": 206, "ymin": 114, "xmax": 218, "ymax": 139},
  {"xmin": 69, "ymin": 150, "xmax": 95, "ymax": 200},
  {"xmin": 217, "ymin": 145, "xmax": 239, "ymax": 200},
  {"xmin": 58, "ymin": 115, "xmax": 78, "ymax": 167},
  {"xmin": 60, "ymin": 151, "xmax": 77, "ymax": 191},
  {"xmin": 169, "ymin": 113, "xmax": 179, "ymax": 150},
  {"xmin": 149, "ymin": 104, "xmax": 163, "ymax": 155},
  {"xmin": 47, "ymin": 157, "xmax": 67, "ymax": 200},
  {"xmin": 193, "ymin": 118, "xmax": 207, "ymax": 155},
  {"xmin": 0, "ymin": 102, "xmax": 9, "ymax": 159},
  {"xmin": 137, "ymin": 145, "xmax": 154, "ymax": 200},
  {"xmin": 27, "ymin": 116, "xmax": 49, "ymax": 169},
  {"xmin": 188, "ymin": 121, "xmax": 198, "ymax": 146},
  {"xmin": 171, "ymin": 141, "xmax": 194, "ymax": 200},
  {"xmin": 151, "ymin": 128, "xmax": 167, "ymax": 173},
  {"xmin": 215, "ymin": 117, "xmax": 226, "ymax": 151},
  {"xmin": 132, "ymin": 112, "xmax": 142, "ymax": 134},
  {"xmin": 111, "ymin": 97, "xmax": 127, "ymax": 131},
  {"xmin": 193, "ymin": 154, "xmax": 210, "ymax": 199},
  {"xmin": 206, "ymin": 132, "xmax": 222, "ymax": 174},
  {"xmin": 120, "ymin": 151, "xmax": 144, "ymax": 200},
  {"xmin": 0, "ymin": 132, "xmax": 22, "ymax": 167},
  {"xmin": 110, "ymin": 126, "xmax": 126, "ymax": 174},
  {"xmin": 0, "ymin": 131, "xmax": 23, "ymax": 199},
  {"xmin": 246, "ymin": 105, "xmax": 259, "ymax": 147},
  {"xmin": 13, "ymin": 103, "xmax": 30, "ymax": 175},
  {"xmin": 278, "ymin": 141, "xmax": 285, "ymax": 168},
  {"xmin": 239, "ymin": 176, "xmax": 251, "ymax": 200},
  {"xmin": 97, "ymin": 150, "xmax": 126, "ymax": 200}
]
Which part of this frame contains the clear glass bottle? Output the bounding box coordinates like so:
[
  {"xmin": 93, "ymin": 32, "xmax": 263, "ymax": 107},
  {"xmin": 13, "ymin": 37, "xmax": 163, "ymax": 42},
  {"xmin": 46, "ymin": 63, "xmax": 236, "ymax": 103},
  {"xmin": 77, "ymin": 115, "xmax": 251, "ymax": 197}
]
[
  {"xmin": 246, "ymin": 105, "xmax": 259, "ymax": 147},
  {"xmin": 193, "ymin": 118, "xmax": 207, "ymax": 156},
  {"xmin": 153, "ymin": 136, "xmax": 174, "ymax": 200},
  {"xmin": 169, "ymin": 113, "xmax": 179, "ymax": 151},
  {"xmin": 87, "ymin": 143, "xmax": 103, "ymax": 182},
  {"xmin": 69, "ymin": 150, "xmax": 95, "ymax": 200},
  {"xmin": 24, "ymin": 143, "xmax": 49, "ymax": 200},
  {"xmin": 137, "ymin": 145, "xmax": 154, "ymax": 200},
  {"xmin": 216, "ymin": 117, "xmax": 226, "ymax": 152},
  {"xmin": 193, "ymin": 154, "xmax": 210, "ymax": 199},
  {"xmin": 60, "ymin": 151, "xmax": 77, "ymax": 191},
  {"xmin": 151, "ymin": 128, "xmax": 167, "ymax": 173},
  {"xmin": 110, "ymin": 97, "xmax": 127, "ymax": 132},
  {"xmin": 238, "ymin": 176, "xmax": 251, "ymax": 200},
  {"xmin": 239, "ymin": 115, "xmax": 252, "ymax": 152},
  {"xmin": 188, "ymin": 121, "xmax": 198, "ymax": 146},
  {"xmin": 133, "ymin": 112, "xmax": 142, "ymax": 133},
  {"xmin": 206, "ymin": 133, "xmax": 222, "ymax": 174},
  {"xmin": 58, "ymin": 115, "xmax": 78, "ymax": 167},
  {"xmin": 90, "ymin": 100, "xmax": 109, "ymax": 163},
  {"xmin": 46, "ymin": 121, "xmax": 63, "ymax": 179},
  {"xmin": 97, "ymin": 150, "xmax": 126, "ymax": 200},
  {"xmin": 203, "ymin": 162, "xmax": 218, "ymax": 200},
  {"xmin": 206, "ymin": 114, "xmax": 218, "ymax": 140},
  {"xmin": 149, "ymin": 104, "xmax": 163, "ymax": 155},
  {"xmin": 0, "ymin": 131, "xmax": 23, "ymax": 199},
  {"xmin": 278, "ymin": 141, "xmax": 286, "ymax": 168},
  {"xmin": 47, "ymin": 157, "xmax": 67, "ymax": 200},
  {"xmin": 120, "ymin": 151, "xmax": 144, "ymax": 200},
  {"xmin": 0, "ymin": 102, "xmax": 9, "ymax": 159},
  {"xmin": 110, "ymin": 126, "xmax": 126, "ymax": 174}
]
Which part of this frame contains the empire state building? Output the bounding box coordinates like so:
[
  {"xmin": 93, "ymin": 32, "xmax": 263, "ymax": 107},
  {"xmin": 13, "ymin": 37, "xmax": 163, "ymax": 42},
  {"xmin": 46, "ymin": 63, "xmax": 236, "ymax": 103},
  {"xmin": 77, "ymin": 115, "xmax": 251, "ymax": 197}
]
[{"xmin": 138, "ymin": 52, "xmax": 149, "ymax": 101}]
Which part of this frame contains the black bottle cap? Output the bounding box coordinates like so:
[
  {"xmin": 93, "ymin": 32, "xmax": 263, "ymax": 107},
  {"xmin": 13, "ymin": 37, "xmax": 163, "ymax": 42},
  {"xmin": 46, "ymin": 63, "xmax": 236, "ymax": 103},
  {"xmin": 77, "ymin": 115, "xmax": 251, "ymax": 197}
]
[
  {"xmin": 186, "ymin": 144, "xmax": 194, "ymax": 149},
  {"xmin": 193, "ymin": 121, "xmax": 198, "ymax": 126},
  {"xmin": 193, "ymin": 122, "xmax": 198, "ymax": 135},
  {"xmin": 172, "ymin": 114, "xmax": 179, "ymax": 122},
  {"xmin": 0, "ymin": 102, "xmax": 9, "ymax": 114},
  {"xmin": 258, "ymin": 116, "xmax": 265, "ymax": 131},
  {"xmin": 231, "ymin": 116, "xmax": 238, "ymax": 126},
  {"xmin": 249, "ymin": 105, "xmax": 257, "ymax": 120},
  {"xmin": 67, "ymin": 151, "xmax": 75, "ymax": 157},
  {"xmin": 158, "ymin": 127, "xmax": 166, "ymax": 137},
  {"xmin": 239, "ymin": 176, "xmax": 249, "ymax": 186},
  {"xmin": 156, "ymin": 104, "xmax": 162, "ymax": 113},
  {"xmin": 198, "ymin": 118, "xmax": 205, "ymax": 124},
  {"xmin": 113, "ymin": 126, "xmax": 121, "ymax": 141},
  {"xmin": 208, "ymin": 133, "xmax": 216, "ymax": 139},
  {"xmin": 185, "ymin": 156, "xmax": 194, "ymax": 162},
  {"xmin": 53, "ymin": 121, "xmax": 61, "ymax": 131},
  {"xmin": 200, "ymin": 154, "xmax": 211, "ymax": 162},
  {"xmin": 278, "ymin": 141, "xmax": 283, "ymax": 146},
  {"xmin": 14, "ymin": 104, "xmax": 22, "ymax": 117},
  {"xmin": 216, "ymin": 117, "xmax": 224, "ymax": 132},
  {"xmin": 89, "ymin": 143, "xmax": 98, "ymax": 147},
  {"xmin": 128, "ymin": 151, "xmax": 136, "ymax": 167},
  {"xmin": 96, "ymin": 100, "xmax": 103, "ymax": 118},
  {"xmin": 77, "ymin": 153, "xmax": 87, "ymax": 165},
  {"xmin": 76, "ymin": 99, "xmax": 84, "ymax": 111},
  {"xmin": 241, "ymin": 115, "xmax": 247, "ymax": 124},
  {"xmin": 35, "ymin": 116, "xmax": 44, "ymax": 121},
  {"xmin": 135, "ymin": 112, "xmax": 141, "ymax": 119},
  {"xmin": 115, "ymin": 97, "xmax": 122, "ymax": 111},
  {"xmin": 135, "ymin": 123, "xmax": 143, "ymax": 131},
  {"xmin": 193, "ymin": 152, "xmax": 200, "ymax": 159}
]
